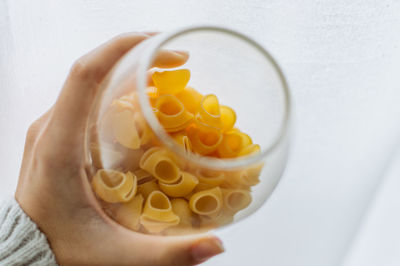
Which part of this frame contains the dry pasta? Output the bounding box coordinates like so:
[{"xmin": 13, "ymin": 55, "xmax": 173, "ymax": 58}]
[
  {"xmin": 152, "ymin": 69, "xmax": 190, "ymax": 94},
  {"xmin": 189, "ymin": 187, "xmax": 223, "ymax": 216},
  {"xmin": 155, "ymin": 95, "xmax": 194, "ymax": 132},
  {"xmin": 113, "ymin": 194, "xmax": 144, "ymax": 231},
  {"xmin": 138, "ymin": 180, "xmax": 159, "ymax": 199},
  {"xmin": 90, "ymin": 142, "xmax": 123, "ymax": 169},
  {"xmin": 139, "ymin": 147, "xmax": 181, "ymax": 184},
  {"xmin": 159, "ymin": 171, "xmax": 199, "ymax": 197},
  {"xmin": 92, "ymin": 170, "xmax": 137, "ymax": 203},
  {"xmin": 171, "ymin": 198, "xmax": 193, "ymax": 227},
  {"xmin": 221, "ymin": 188, "xmax": 252, "ymax": 214},
  {"xmin": 197, "ymin": 94, "xmax": 222, "ymax": 129},
  {"xmin": 140, "ymin": 191, "xmax": 180, "ymax": 233},
  {"xmin": 195, "ymin": 169, "xmax": 225, "ymax": 186},
  {"xmin": 175, "ymin": 87, "xmax": 203, "ymax": 114}
]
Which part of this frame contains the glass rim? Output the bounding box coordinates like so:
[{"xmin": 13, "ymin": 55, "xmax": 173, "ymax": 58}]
[{"xmin": 137, "ymin": 25, "xmax": 292, "ymax": 170}]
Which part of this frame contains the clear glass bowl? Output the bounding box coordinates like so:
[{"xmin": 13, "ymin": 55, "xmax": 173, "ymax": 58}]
[{"xmin": 87, "ymin": 26, "xmax": 291, "ymax": 235}]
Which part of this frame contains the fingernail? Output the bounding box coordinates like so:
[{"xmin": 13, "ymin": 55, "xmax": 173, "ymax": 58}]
[
  {"xmin": 172, "ymin": 50, "xmax": 189, "ymax": 59},
  {"xmin": 191, "ymin": 238, "xmax": 224, "ymax": 264}
]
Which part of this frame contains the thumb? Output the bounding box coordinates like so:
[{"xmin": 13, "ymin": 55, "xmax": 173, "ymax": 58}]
[{"xmin": 152, "ymin": 235, "xmax": 225, "ymax": 266}]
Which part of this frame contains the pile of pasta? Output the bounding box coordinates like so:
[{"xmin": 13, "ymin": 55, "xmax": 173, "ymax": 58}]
[{"xmin": 90, "ymin": 69, "xmax": 262, "ymax": 235}]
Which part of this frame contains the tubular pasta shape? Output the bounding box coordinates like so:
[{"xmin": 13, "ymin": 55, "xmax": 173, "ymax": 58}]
[
  {"xmin": 195, "ymin": 169, "xmax": 225, "ymax": 186},
  {"xmin": 92, "ymin": 170, "xmax": 137, "ymax": 203},
  {"xmin": 113, "ymin": 194, "xmax": 144, "ymax": 231},
  {"xmin": 112, "ymin": 109, "xmax": 141, "ymax": 149},
  {"xmin": 159, "ymin": 171, "xmax": 199, "ymax": 197},
  {"xmin": 137, "ymin": 180, "xmax": 159, "ymax": 200},
  {"xmin": 217, "ymin": 130, "xmax": 247, "ymax": 158},
  {"xmin": 238, "ymin": 144, "xmax": 261, "ymax": 157},
  {"xmin": 186, "ymin": 123, "xmax": 222, "ymax": 155},
  {"xmin": 189, "ymin": 187, "xmax": 223, "ymax": 216},
  {"xmin": 171, "ymin": 198, "xmax": 193, "ymax": 227},
  {"xmin": 200, "ymin": 211, "xmax": 234, "ymax": 227},
  {"xmin": 140, "ymin": 191, "xmax": 180, "ymax": 233},
  {"xmin": 140, "ymin": 148, "xmax": 181, "ymax": 184},
  {"xmin": 197, "ymin": 94, "xmax": 222, "ymax": 128},
  {"xmin": 175, "ymin": 87, "xmax": 203, "ymax": 114},
  {"xmin": 152, "ymin": 69, "xmax": 190, "ymax": 94},
  {"xmin": 171, "ymin": 132, "xmax": 192, "ymax": 153},
  {"xmin": 221, "ymin": 188, "xmax": 252, "ymax": 214},
  {"xmin": 220, "ymin": 105, "xmax": 236, "ymax": 131},
  {"xmin": 155, "ymin": 95, "xmax": 194, "ymax": 132}
]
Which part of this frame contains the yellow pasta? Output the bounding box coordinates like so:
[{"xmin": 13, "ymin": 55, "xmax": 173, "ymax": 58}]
[
  {"xmin": 159, "ymin": 171, "xmax": 199, "ymax": 197},
  {"xmin": 139, "ymin": 147, "xmax": 181, "ymax": 184},
  {"xmin": 220, "ymin": 105, "xmax": 236, "ymax": 131},
  {"xmin": 152, "ymin": 69, "xmax": 190, "ymax": 94},
  {"xmin": 197, "ymin": 94, "xmax": 222, "ymax": 128},
  {"xmin": 221, "ymin": 188, "xmax": 252, "ymax": 214},
  {"xmin": 200, "ymin": 211, "xmax": 234, "ymax": 227},
  {"xmin": 217, "ymin": 130, "xmax": 246, "ymax": 158},
  {"xmin": 90, "ymin": 142, "xmax": 123, "ymax": 169},
  {"xmin": 171, "ymin": 132, "xmax": 192, "ymax": 153},
  {"xmin": 113, "ymin": 194, "xmax": 144, "ymax": 231},
  {"xmin": 238, "ymin": 144, "xmax": 261, "ymax": 157},
  {"xmin": 189, "ymin": 187, "xmax": 223, "ymax": 216},
  {"xmin": 112, "ymin": 109, "xmax": 141, "ymax": 149},
  {"xmin": 224, "ymin": 168, "xmax": 260, "ymax": 188},
  {"xmin": 137, "ymin": 180, "xmax": 159, "ymax": 199},
  {"xmin": 171, "ymin": 198, "xmax": 193, "ymax": 227},
  {"xmin": 175, "ymin": 87, "xmax": 203, "ymax": 114},
  {"xmin": 155, "ymin": 95, "xmax": 194, "ymax": 132},
  {"xmin": 92, "ymin": 170, "xmax": 137, "ymax": 203},
  {"xmin": 195, "ymin": 168, "xmax": 225, "ymax": 186},
  {"xmin": 186, "ymin": 123, "xmax": 222, "ymax": 155},
  {"xmin": 140, "ymin": 191, "xmax": 180, "ymax": 233}
]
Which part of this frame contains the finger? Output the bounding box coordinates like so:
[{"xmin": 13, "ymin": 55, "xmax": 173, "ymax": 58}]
[
  {"xmin": 152, "ymin": 50, "xmax": 189, "ymax": 68},
  {"xmin": 51, "ymin": 33, "xmax": 152, "ymax": 141},
  {"xmin": 149, "ymin": 235, "xmax": 225, "ymax": 266},
  {"xmin": 17, "ymin": 108, "xmax": 53, "ymax": 193}
]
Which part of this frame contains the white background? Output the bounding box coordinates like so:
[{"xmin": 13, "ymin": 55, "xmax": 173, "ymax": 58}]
[{"xmin": 1, "ymin": 1, "xmax": 400, "ymax": 265}]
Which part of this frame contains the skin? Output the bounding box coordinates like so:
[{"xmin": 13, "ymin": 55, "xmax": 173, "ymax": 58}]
[{"xmin": 15, "ymin": 32, "xmax": 224, "ymax": 266}]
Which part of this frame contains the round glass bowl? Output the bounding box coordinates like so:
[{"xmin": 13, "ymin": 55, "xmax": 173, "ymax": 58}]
[{"xmin": 87, "ymin": 26, "xmax": 291, "ymax": 235}]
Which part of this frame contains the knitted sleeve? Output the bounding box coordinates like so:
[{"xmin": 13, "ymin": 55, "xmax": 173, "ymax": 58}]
[{"xmin": 0, "ymin": 197, "xmax": 57, "ymax": 266}]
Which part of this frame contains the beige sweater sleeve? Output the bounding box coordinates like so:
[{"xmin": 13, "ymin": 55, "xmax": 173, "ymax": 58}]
[{"xmin": 0, "ymin": 197, "xmax": 57, "ymax": 266}]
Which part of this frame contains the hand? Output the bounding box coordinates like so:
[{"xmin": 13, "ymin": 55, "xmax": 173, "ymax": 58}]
[{"xmin": 15, "ymin": 32, "xmax": 224, "ymax": 266}]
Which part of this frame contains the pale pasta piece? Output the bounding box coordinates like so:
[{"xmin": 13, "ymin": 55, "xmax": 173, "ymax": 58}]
[
  {"xmin": 186, "ymin": 123, "xmax": 222, "ymax": 155},
  {"xmin": 220, "ymin": 105, "xmax": 236, "ymax": 131},
  {"xmin": 159, "ymin": 171, "xmax": 199, "ymax": 197},
  {"xmin": 137, "ymin": 180, "xmax": 159, "ymax": 200},
  {"xmin": 238, "ymin": 144, "xmax": 261, "ymax": 157},
  {"xmin": 92, "ymin": 170, "xmax": 137, "ymax": 203},
  {"xmin": 140, "ymin": 147, "xmax": 181, "ymax": 184},
  {"xmin": 200, "ymin": 211, "xmax": 234, "ymax": 227},
  {"xmin": 221, "ymin": 188, "xmax": 252, "ymax": 214},
  {"xmin": 140, "ymin": 191, "xmax": 180, "ymax": 233},
  {"xmin": 217, "ymin": 130, "xmax": 246, "ymax": 158},
  {"xmin": 224, "ymin": 168, "xmax": 261, "ymax": 188},
  {"xmin": 195, "ymin": 168, "xmax": 225, "ymax": 186},
  {"xmin": 189, "ymin": 187, "xmax": 223, "ymax": 216},
  {"xmin": 155, "ymin": 95, "xmax": 193, "ymax": 132},
  {"xmin": 113, "ymin": 194, "xmax": 144, "ymax": 231},
  {"xmin": 90, "ymin": 142, "xmax": 124, "ymax": 169},
  {"xmin": 112, "ymin": 109, "xmax": 141, "ymax": 149},
  {"xmin": 171, "ymin": 198, "xmax": 193, "ymax": 227},
  {"xmin": 175, "ymin": 87, "xmax": 203, "ymax": 114},
  {"xmin": 171, "ymin": 132, "xmax": 192, "ymax": 153},
  {"xmin": 197, "ymin": 94, "xmax": 222, "ymax": 128},
  {"xmin": 152, "ymin": 69, "xmax": 190, "ymax": 94}
]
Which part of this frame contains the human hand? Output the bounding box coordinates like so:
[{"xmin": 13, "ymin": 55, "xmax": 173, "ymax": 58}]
[{"xmin": 15, "ymin": 32, "xmax": 224, "ymax": 266}]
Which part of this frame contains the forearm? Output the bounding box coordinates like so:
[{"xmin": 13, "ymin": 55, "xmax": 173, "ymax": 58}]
[{"xmin": 0, "ymin": 197, "xmax": 57, "ymax": 266}]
